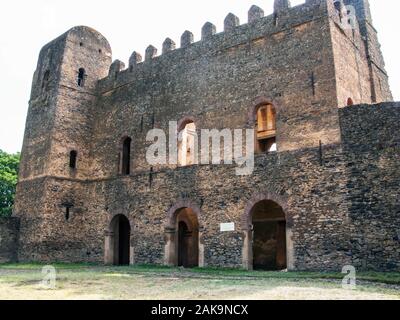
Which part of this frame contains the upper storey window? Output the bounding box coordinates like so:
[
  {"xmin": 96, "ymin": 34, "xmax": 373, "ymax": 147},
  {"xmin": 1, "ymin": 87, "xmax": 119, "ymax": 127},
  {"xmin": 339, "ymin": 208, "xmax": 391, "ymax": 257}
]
[
  {"xmin": 120, "ymin": 137, "xmax": 132, "ymax": 175},
  {"xmin": 77, "ymin": 68, "xmax": 86, "ymax": 87},
  {"xmin": 178, "ymin": 121, "xmax": 196, "ymax": 167},
  {"xmin": 256, "ymin": 104, "xmax": 277, "ymax": 153}
]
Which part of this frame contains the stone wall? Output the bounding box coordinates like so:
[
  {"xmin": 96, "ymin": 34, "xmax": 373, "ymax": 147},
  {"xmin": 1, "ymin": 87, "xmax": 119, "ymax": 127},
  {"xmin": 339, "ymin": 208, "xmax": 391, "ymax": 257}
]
[
  {"xmin": 0, "ymin": 218, "xmax": 20, "ymax": 263},
  {"xmin": 13, "ymin": 1, "xmax": 398, "ymax": 271},
  {"xmin": 93, "ymin": 0, "xmax": 341, "ymax": 180},
  {"xmin": 340, "ymin": 103, "xmax": 400, "ymax": 271},
  {"xmin": 15, "ymin": 103, "xmax": 400, "ymax": 271},
  {"xmin": 15, "ymin": 146, "xmax": 352, "ymax": 270}
]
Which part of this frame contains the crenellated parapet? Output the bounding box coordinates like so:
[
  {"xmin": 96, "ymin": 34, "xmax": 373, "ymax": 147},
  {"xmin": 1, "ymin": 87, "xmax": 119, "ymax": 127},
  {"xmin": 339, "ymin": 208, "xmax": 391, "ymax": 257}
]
[
  {"xmin": 15, "ymin": 0, "xmax": 396, "ymax": 270},
  {"xmin": 162, "ymin": 38, "xmax": 176, "ymax": 54},
  {"xmin": 145, "ymin": 45, "xmax": 158, "ymax": 61},
  {"xmin": 98, "ymin": 1, "xmax": 330, "ymax": 91},
  {"xmin": 274, "ymin": 0, "xmax": 291, "ymax": 14},
  {"xmin": 109, "ymin": 59, "xmax": 125, "ymax": 77},
  {"xmin": 248, "ymin": 5, "xmax": 265, "ymax": 23},
  {"xmin": 181, "ymin": 30, "xmax": 194, "ymax": 48},
  {"xmin": 201, "ymin": 22, "xmax": 216, "ymax": 40},
  {"xmin": 224, "ymin": 13, "xmax": 240, "ymax": 32},
  {"xmin": 129, "ymin": 51, "xmax": 142, "ymax": 71}
]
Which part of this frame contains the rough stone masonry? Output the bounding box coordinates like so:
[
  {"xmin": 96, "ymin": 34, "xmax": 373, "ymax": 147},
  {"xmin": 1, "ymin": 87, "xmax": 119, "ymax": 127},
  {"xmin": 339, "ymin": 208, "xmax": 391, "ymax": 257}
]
[{"xmin": 3, "ymin": 0, "xmax": 399, "ymax": 271}]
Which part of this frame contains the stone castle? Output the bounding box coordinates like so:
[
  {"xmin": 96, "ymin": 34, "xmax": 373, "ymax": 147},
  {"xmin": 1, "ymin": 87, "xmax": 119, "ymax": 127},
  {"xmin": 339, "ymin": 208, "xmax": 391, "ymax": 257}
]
[{"xmin": 1, "ymin": 0, "xmax": 399, "ymax": 271}]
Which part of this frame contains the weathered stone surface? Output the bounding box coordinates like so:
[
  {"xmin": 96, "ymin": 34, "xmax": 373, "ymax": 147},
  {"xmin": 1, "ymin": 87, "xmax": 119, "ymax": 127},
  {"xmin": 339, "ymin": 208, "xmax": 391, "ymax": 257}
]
[
  {"xmin": 248, "ymin": 5, "xmax": 264, "ymax": 23},
  {"xmin": 224, "ymin": 13, "xmax": 240, "ymax": 32},
  {"xmin": 0, "ymin": 217, "xmax": 20, "ymax": 263},
  {"xmin": 201, "ymin": 22, "xmax": 216, "ymax": 40},
  {"xmin": 145, "ymin": 45, "xmax": 158, "ymax": 61},
  {"xmin": 109, "ymin": 60, "xmax": 125, "ymax": 77},
  {"xmin": 180, "ymin": 30, "xmax": 194, "ymax": 48},
  {"xmin": 13, "ymin": 2, "xmax": 398, "ymax": 271},
  {"xmin": 274, "ymin": 0, "xmax": 291, "ymax": 13},
  {"xmin": 129, "ymin": 51, "xmax": 142, "ymax": 70},
  {"xmin": 162, "ymin": 38, "xmax": 176, "ymax": 54}
]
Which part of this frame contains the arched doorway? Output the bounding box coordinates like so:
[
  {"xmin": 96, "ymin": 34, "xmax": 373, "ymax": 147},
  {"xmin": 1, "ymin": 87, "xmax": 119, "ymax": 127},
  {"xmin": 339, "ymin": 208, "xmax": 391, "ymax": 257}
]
[
  {"xmin": 165, "ymin": 207, "xmax": 199, "ymax": 268},
  {"xmin": 105, "ymin": 214, "xmax": 131, "ymax": 265},
  {"xmin": 248, "ymin": 200, "xmax": 287, "ymax": 270}
]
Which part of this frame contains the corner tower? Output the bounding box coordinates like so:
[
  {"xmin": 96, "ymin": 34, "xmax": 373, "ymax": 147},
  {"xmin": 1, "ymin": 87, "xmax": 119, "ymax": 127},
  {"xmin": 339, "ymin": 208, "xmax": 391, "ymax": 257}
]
[
  {"xmin": 14, "ymin": 26, "xmax": 112, "ymax": 261},
  {"xmin": 344, "ymin": 0, "xmax": 392, "ymax": 102},
  {"xmin": 19, "ymin": 26, "xmax": 112, "ymax": 181}
]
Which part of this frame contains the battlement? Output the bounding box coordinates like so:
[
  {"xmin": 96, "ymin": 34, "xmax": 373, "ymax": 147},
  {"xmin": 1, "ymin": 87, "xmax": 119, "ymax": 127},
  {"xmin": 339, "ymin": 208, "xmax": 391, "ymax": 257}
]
[
  {"xmin": 14, "ymin": 0, "xmax": 399, "ymax": 272},
  {"xmin": 97, "ymin": 0, "xmax": 333, "ymax": 93}
]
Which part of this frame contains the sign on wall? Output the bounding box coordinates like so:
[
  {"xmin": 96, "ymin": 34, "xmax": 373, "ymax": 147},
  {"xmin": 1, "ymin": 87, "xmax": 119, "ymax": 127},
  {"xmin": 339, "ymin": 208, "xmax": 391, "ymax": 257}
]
[{"xmin": 220, "ymin": 222, "xmax": 235, "ymax": 232}]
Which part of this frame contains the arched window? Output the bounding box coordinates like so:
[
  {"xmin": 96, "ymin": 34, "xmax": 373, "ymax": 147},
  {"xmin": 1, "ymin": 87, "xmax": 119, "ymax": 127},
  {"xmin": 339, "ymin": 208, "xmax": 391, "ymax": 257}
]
[
  {"xmin": 77, "ymin": 68, "xmax": 86, "ymax": 87},
  {"xmin": 255, "ymin": 104, "xmax": 277, "ymax": 153},
  {"xmin": 120, "ymin": 137, "xmax": 132, "ymax": 175},
  {"xmin": 347, "ymin": 97, "xmax": 354, "ymax": 106},
  {"xmin": 69, "ymin": 150, "xmax": 77, "ymax": 169},
  {"xmin": 178, "ymin": 120, "xmax": 196, "ymax": 167}
]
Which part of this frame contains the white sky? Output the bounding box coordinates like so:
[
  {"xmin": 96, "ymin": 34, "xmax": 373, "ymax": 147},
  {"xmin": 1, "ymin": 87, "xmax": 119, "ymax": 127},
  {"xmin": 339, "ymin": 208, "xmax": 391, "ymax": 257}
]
[{"xmin": 0, "ymin": 0, "xmax": 398, "ymax": 153}]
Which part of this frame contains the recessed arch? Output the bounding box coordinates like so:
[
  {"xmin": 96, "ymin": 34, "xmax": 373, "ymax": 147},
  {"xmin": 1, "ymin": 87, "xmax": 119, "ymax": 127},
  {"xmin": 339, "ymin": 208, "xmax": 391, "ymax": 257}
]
[
  {"xmin": 165, "ymin": 200, "xmax": 203, "ymax": 267},
  {"xmin": 177, "ymin": 116, "xmax": 196, "ymax": 133},
  {"xmin": 104, "ymin": 214, "xmax": 132, "ymax": 265},
  {"xmin": 255, "ymin": 103, "xmax": 277, "ymax": 153},
  {"xmin": 242, "ymin": 192, "xmax": 293, "ymax": 271},
  {"xmin": 177, "ymin": 117, "xmax": 197, "ymax": 167},
  {"xmin": 248, "ymin": 97, "xmax": 280, "ymax": 153},
  {"xmin": 248, "ymin": 96, "xmax": 280, "ymax": 124}
]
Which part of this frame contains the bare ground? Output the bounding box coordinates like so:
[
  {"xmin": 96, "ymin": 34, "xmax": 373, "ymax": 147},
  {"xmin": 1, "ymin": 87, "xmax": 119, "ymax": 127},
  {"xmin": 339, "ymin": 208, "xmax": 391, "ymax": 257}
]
[{"xmin": 0, "ymin": 265, "xmax": 399, "ymax": 300}]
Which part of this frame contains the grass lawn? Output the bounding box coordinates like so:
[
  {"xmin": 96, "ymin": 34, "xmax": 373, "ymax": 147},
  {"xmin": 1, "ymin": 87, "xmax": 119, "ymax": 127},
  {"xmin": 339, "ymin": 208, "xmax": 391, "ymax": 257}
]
[{"xmin": 0, "ymin": 263, "xmax": 399, "ymax": 300}]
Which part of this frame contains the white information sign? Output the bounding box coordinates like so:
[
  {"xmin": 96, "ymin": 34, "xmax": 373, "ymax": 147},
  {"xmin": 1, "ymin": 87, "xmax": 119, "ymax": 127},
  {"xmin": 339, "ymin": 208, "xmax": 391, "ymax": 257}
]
[{"xmin": 220, "ymin": 222, "xmax": 235, "ymax": 232}]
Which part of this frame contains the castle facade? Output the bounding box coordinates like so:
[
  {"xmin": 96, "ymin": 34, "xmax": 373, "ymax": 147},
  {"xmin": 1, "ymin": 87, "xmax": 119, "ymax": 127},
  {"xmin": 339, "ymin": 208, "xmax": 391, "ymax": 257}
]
[{"xmin": 4, "ymin": 0, "xmax": 399, "ymax": 271}]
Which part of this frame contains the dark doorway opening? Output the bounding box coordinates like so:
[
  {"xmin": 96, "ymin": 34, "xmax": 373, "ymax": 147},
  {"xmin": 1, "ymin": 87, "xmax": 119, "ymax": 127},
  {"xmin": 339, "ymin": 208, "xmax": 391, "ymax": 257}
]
[
  {"xmin": 110, "ymin": 215, "xmax": 131, "ymax": 265},
  {"xmin": 178, "ymin": 221, "xmax": 189, "ymax": 267},
  {"xmin": 251, "ymin": 200, "xmax": 287, "ymax": 270},
  {"xmin": 174, "ymin": 208, "xmax": 199, "ymax": 268}
]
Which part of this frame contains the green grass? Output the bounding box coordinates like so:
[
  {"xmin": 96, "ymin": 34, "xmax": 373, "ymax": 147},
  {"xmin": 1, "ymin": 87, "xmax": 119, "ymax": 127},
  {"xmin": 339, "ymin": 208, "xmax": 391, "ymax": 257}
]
[
  {"xmin": 1, "ymin": 263, "xmax": 399, "ymax": 285},
  {"xmin": 0, "ymin": 263, "xmax": 399, "ymax": 300}
]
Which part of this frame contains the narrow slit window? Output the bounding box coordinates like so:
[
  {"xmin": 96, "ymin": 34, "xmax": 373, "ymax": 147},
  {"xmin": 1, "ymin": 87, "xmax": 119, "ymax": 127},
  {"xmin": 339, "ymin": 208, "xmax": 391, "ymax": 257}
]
[
  {"xmin": 77, "ymin": 68, "xmax": 86, "ymax": 87},
  {"xmin": 121, "ymin": 137, "xmax": 132, "ymax": 175},
  {"xmin": 69, "ymin": 150, "xmax": 77, "ymax": 169},
  {"xmin": 65, "ymin": 207, "xmax": 70, "ymax": 221}
]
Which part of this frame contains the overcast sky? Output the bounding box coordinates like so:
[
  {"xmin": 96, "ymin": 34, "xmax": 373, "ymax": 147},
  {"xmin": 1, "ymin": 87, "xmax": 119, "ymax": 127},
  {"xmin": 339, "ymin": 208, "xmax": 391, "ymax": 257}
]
[{"xmin": 0, "ymin": 0, "xmax": 398, "ymax": 153}]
